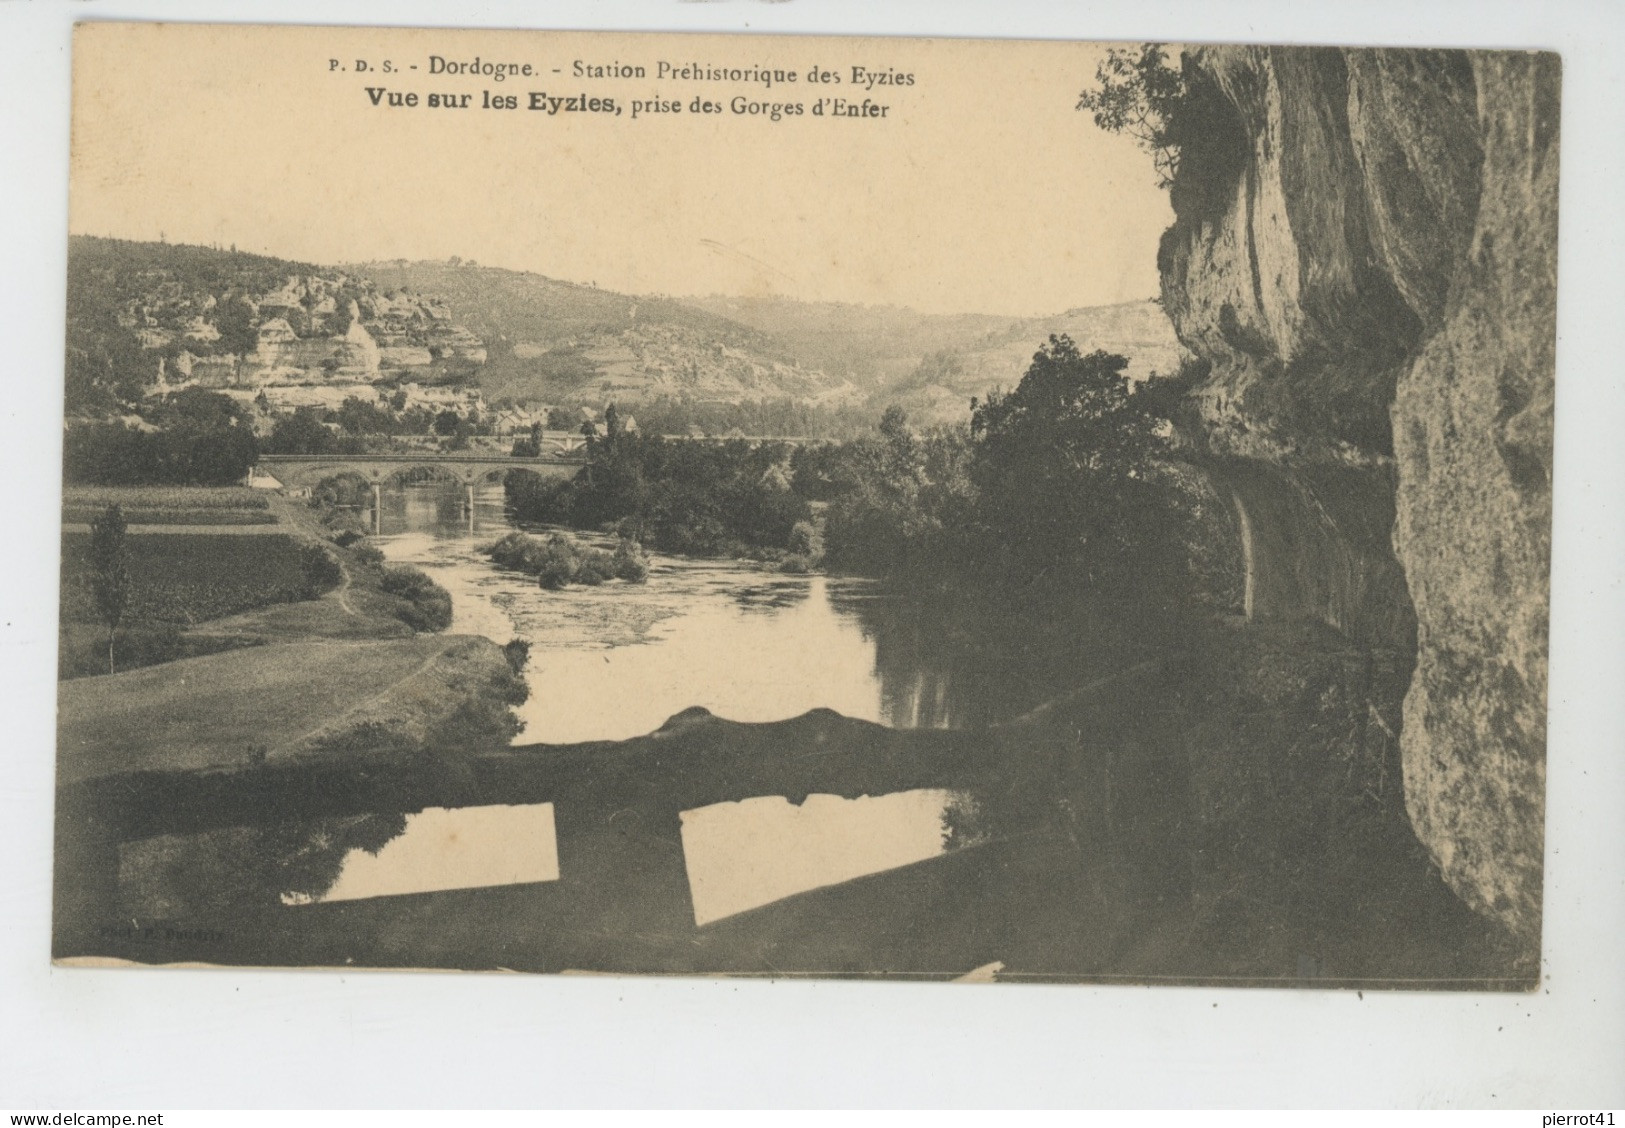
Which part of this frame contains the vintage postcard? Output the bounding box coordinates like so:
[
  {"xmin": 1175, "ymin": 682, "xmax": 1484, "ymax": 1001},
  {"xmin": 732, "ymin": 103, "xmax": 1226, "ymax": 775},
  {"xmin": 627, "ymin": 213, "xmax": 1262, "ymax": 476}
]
[{"xmin": 54, "ymin": 23, "xmax": 1556, "ymax": 987}]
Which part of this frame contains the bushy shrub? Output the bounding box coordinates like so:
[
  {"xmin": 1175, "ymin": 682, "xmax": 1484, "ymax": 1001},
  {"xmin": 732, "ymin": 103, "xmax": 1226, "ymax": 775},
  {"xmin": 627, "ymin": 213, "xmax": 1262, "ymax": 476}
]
[
  {"xmin": 575, "ymin": 550, "xmax": 616, "ymax": 586},
  {"xmin": 487, "ymin": 531, "xmax": 544, "ymax": 573},
  {"xmin": 488, "ymin": 530, "xmax": 645, "ymax": 590},
  {"xmin": 350, "ymin": 543, "xmax": 386, "ymax": 567},
  {"xmin": 310, "ymin": 473, "xmax": 372, "ymax": 510},
  {"xmin": 787, "ymin": 521, "xmax": 818, "ymax": 557},
  {"xmin": 380, "ymin": 565, "xmax": 453, "ymax": 632},
  {"xmin": 379, "ymin": 566, "xmax": 433, "ymax": 599},
  {"xmin": 424, "ymin": 693, "xmax": 524, "ymax": 750},
  {"xmin": 611, "ymin": 538, "xmax": 650, "ymax": 582},
  {"xmin": 502, "ymin": 638, "xmax": 531, "ymax": 675},
  {"xmin": 779, "ymin": 553, "xmax": 812, "ymax": 574},
  {"xmin": 299, "ymin": 544, "xmax": 344, "ymax": 598},
  {"xmin": 536, "ymin": 554, "xmax": 576, "ymax": 590},
  {"xmin": 400, "ymin": 591, "xmax": 452, "ymax": 632}
]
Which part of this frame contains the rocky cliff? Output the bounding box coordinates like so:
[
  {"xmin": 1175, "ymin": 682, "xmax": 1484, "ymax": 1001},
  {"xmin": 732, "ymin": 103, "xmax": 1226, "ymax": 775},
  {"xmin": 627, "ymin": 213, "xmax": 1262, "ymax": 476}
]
[{"xmin": 1159, "ymin": 47, "xmax": 1558, "ymax": 938}]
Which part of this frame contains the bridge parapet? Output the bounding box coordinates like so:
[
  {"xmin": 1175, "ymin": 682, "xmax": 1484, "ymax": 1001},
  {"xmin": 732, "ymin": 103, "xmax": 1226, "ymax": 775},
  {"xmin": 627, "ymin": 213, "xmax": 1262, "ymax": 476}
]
[{"xmin": 257, "ymin": 452, "xmax": 583, "ymax": 490}]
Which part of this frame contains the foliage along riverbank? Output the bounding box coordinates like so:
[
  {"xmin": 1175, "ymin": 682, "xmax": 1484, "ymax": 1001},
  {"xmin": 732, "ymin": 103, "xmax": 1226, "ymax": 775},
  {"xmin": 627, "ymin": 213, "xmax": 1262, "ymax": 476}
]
[
  {"xmin": 504, "ymin": 337, "xmax": 1240, "ymax": 633},
  {"xmin": 58, "ymin": 489, "xmax": 456, "ymax": 679},
  {"xmin": 59, "ymin": 481, "xmax": 529, "ymax": 769},
  {"xmin": 485, "ymin": 530, "xmax": 650, "ymax": 589},
  {"xmin": 504, "ymin": 411, "xmax": 813, "ymax": 561},
  {"xmin": 812, "ymin": 340, "xmax": 1240, "ymax": 621}
]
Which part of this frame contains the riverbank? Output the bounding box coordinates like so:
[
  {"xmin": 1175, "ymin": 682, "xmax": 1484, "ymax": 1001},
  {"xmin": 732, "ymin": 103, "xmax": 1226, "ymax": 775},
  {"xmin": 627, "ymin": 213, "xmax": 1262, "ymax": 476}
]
[
  {"xmin": 57, "ymin": 634, "xmax": 521, "ymax": 786},
  {"xmin": 57, "ymin": 484, "xmax": 530, "ymax": 775},
  {"xmin": 54, "ymin": 477, "xmax": 1532, "ymax": 984}
]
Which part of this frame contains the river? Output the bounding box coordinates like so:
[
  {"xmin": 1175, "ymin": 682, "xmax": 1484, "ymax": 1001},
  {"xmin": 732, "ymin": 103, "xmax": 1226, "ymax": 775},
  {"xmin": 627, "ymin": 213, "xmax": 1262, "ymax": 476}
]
[
  {"xmin": 65, "ymin": 481, "xmax": 1511, "ymax": 981},
  {"xmin": 352, "ymin": 480, "xmax": 979, "ymax": 928},
  {"xmin": 371, "ymin": 480, "xmax": 977, "ymax": 742}
]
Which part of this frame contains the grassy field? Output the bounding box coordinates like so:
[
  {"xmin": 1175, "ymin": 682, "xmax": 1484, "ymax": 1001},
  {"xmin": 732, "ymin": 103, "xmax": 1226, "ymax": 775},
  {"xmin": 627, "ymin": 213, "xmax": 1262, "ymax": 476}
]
[
  {"xmin": 63, "ymin": 485, "xmax": 271, "ymax": 510},
  {"xmin": 60, "ymin": 532, "xmax": 309, "ymax": 625},
  {"xmin": 62, "ymin": 485, "xmax": 277, "ymax": 527},
  {"xmin": 62, "ymin": 509, "xmax": 278, "ymax": 526},
  {"xmin": 59, "ymin": 530, "xmax": 316, "ymax": 678},
  {"xmin": 57, "ymin": 635, "xmax": 516, "ymax": 785},
  {"xmin": 59, "ymin": 482, "xmax": 460, "ymax": 677}
]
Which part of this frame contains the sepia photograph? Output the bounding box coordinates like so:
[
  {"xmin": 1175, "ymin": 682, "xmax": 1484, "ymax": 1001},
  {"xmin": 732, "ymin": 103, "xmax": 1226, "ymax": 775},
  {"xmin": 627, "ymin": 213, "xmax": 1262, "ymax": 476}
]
[{"xmin": 50, "ymin": 21, "xmax": 1558, "ymax": 991}]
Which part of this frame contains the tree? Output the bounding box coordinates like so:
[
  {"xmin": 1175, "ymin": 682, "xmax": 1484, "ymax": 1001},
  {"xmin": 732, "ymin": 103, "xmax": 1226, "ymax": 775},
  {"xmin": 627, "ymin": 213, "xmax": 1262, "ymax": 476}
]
[
  {"xmin": 446, "ymin": 417, "xmax": 476, "ymax": 451},
  {"xmin": 821, "ymin": 408, "xmax": 972, "ymax": 576},
  {"xmin": 337, "ymin": 395, "xmax": 394, "ymax": 436},
  {"xmin": 328, "ymin": 299, "xmax": 354, "ymax": 336},
  {"xmin": 512, "ymin": 420, "xmax": 544, "ymax": 458},
  {"xmin": 433, "ymin": 410, "xmax": 462, "ymax": 437},
  {"xmin": 179, "ymin": 424, "xmax": 260, "ymax": 485},
  {"xmin": 971, "ymin": 335, "xmax": 1186, "ymax": 603},
  {"xmin": 1077, "ymin": 44, "xmax": 1188, "ymax": 187},
  {"xmin": 214, "ymin": 296, "xmax": 259, "ymax": 356},
  {"xmin": 160, "ymin": 387, "xmax": 242, "ymax": 431},
  {"xmin": 267, "ymin": 408, "xmax": 336, "ymax": 455},
  {"xmin": 89, "ymin": 504, "xmax": 131, "ymax": 675}
]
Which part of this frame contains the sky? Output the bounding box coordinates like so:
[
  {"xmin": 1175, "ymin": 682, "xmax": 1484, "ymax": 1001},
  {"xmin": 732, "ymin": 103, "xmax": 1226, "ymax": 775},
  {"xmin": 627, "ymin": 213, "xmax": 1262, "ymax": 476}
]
[{"xmin": 70, "ymin": 23, "xmax": 1172, "ymax": 317}]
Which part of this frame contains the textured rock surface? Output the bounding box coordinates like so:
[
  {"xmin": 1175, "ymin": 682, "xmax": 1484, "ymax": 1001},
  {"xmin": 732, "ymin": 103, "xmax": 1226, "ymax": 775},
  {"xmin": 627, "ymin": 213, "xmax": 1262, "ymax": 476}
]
[
  {"xmin": 1159, "ymin": 47, "xmax": 1557, "ymax": 937},
  {"xmin": 1392, "ymin": 53, "xmax": 1558, "ymax": 937}
]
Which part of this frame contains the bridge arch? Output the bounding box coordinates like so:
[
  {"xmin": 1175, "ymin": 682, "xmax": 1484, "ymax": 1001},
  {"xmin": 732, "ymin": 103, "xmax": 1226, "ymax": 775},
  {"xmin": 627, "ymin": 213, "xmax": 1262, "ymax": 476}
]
[
  {"xmin": 257, "ymin": 454, "xmax": 581, "ymax": 492},
  {"xmin": 256, "ymin": 453, "xmax": 584, "ymax": 535}
]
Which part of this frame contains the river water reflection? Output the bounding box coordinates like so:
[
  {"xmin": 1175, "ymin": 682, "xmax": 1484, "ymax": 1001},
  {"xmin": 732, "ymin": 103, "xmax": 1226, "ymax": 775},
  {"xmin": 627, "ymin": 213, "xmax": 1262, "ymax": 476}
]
[
  {"xmin": 374, "ymin": 481, "xmax": 995, "ymax": 742},
  {"xmin": 331, "ymin": 481, "xmax": 1069, "ymax": 930}
]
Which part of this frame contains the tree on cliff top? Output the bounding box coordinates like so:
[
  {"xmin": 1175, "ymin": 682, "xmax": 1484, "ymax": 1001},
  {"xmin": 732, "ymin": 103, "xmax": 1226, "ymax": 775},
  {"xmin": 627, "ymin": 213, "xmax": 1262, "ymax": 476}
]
[{"xmin": 1078, "ymin": 44, "xmax": 1188, "ymax": 187}]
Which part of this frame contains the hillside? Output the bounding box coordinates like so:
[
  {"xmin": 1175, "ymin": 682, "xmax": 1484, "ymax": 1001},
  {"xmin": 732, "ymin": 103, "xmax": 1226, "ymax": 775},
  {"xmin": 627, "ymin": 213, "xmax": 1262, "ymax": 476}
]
[
  {"xmin": 876, "ymin": 300, "xmax": 1189, "ymax": 424},
  {"xmin": 65, "ymin": 236, "xmax": 485, "ymax": 415},
  {"xmin": 351, "ymin": 261, "xmax": 861, "ymax": 409},
  {"xmin": 683, "ymin": 295, "xmax": 1015, "ymax": 386},
  {"xmin": 65, "ymin": 238, "xmax": 1187, "ymax": 432}
]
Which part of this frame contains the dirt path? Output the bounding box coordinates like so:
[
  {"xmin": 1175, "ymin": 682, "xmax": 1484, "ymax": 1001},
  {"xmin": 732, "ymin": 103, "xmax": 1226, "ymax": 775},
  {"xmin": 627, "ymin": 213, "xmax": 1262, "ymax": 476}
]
[
  {"xmin": 334, "ymin": 565, "xmax": 359, "ymax": 616},
  {"xmin": 56, "ymin": 634, "xmax": 497, "ymax": 785},
  {"xmin": 271, "ymin": 635, "xmax": 460, "ymax": 756}
]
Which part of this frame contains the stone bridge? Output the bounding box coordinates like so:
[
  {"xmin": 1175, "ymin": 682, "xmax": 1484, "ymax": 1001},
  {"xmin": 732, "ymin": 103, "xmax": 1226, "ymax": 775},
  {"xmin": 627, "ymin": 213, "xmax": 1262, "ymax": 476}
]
[
  {"xmin": 256, "ymin": 450, "xmax": 585, "ymax": 491},
  {"xmin": 257, "ymin": 451, "xmax": 585, "ymax": 533}
]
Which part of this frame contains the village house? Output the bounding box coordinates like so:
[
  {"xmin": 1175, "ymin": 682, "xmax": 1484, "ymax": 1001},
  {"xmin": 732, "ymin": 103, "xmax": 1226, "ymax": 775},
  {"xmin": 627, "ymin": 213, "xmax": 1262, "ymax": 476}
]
[{"xmin": 488, "ymin": 405, "xmax": 554, "ymax": 436}]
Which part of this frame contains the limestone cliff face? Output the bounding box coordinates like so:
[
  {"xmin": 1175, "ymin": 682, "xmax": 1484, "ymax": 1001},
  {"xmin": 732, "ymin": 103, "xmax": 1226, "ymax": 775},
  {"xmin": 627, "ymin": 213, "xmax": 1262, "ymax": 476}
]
[
  {"xmin": 1159, "ymin": 47, "xmax": 1557, "ymax": 937},
  {"xmin": 127, "ymin": 271, "xmax": 487, "ymax": 390}
]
